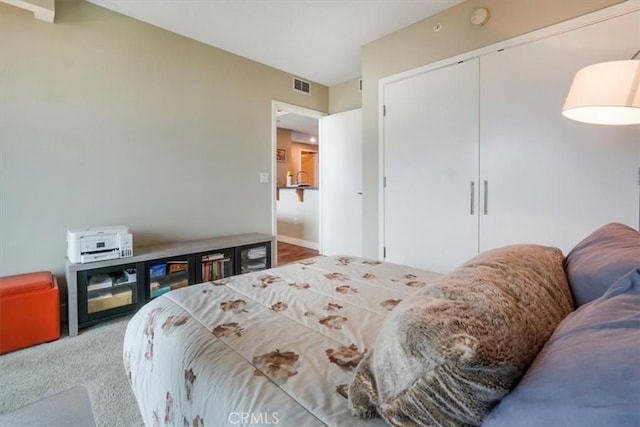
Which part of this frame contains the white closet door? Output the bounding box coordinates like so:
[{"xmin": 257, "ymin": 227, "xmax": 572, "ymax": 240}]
[
  {"xmin": 320, "ymin": 108, "xmax": 362, "ymax": 257},
  {"xmin": 479, "ymin": 11, "xmax": 640, "ymax": 253},
  {"xmin": 384, "ymin": 59, "xmax": 479, "ymax": 274}
]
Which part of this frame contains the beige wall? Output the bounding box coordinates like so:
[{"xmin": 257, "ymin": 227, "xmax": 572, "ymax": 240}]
[
  {"xmin": 275, "ymin": 130, "xmax": 319, "ymax": 248},
  {"xmin": 329, "ymin": 78, "xmax": 362, "ymax": 114},
  {"xmin": 276, "ymin": 129, "xmax": 319, "ymax": 187},
  {"xmin": 0, "ymin": 0, "xmax": 55, "ymax": 22},
  {"xmin": 0, "ymin": 1, "xmax": 328, "ymax": 280},
  {"xmin": 359, "ymin": 0, "xmax": 627, "ymax": 258},
  {"xmin": 25, "ymin": 0, "xmax": 54, "ymax": 10},
  {"xmin": 290, "ymin": 142, "xmax": 318, "ymax": 187},
  {"xmin": 276, "ymin": 128, "xmax": 293, "ymax": 187}
]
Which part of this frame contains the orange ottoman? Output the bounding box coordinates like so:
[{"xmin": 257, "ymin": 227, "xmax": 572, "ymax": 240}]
[{"xmin": 0, "ymin": 271, "xmax": 60, "ymax": 354}]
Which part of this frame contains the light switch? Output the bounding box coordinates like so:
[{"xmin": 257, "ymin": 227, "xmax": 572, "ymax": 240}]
[{"xmin": 260, "ymin": 172, "xmax": 269, "ymax": 183}]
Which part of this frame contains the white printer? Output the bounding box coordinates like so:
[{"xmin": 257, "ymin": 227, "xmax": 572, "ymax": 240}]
[{"xmin": 67, "ymin": 225, "xmax": 133, "ymax": 264}]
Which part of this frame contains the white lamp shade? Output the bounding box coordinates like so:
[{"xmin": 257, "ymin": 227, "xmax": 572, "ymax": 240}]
[{"xmin": 562, "ymin": 60, "xmax": 640, "ymax": 125}]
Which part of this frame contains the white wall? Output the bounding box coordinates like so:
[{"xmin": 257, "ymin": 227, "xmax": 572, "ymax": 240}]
[
  {"xmin": 0, "ymin": 0, "xmax": 328, "ymax": 279},
  {"xmin": 276, "ymin": 189, "xmax": 319, "ymax": 249}
]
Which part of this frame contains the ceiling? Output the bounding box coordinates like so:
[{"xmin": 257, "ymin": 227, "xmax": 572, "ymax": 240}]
[
  {"xmin": 86, "ymin": 0, "xmax": 463, "ymax": 87},
  {"xmin": 277, "ymin": 111, "xmax": 319, "ymax": 144}
]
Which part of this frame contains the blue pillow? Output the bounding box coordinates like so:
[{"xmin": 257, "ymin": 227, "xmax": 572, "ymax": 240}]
[
  {"xmin": 483, "ymin": 268, "xmax": 640, "ymax": 427},
  {"xmin": 565, "ymin": 222, "xmax": 640, "ymax": 307}
]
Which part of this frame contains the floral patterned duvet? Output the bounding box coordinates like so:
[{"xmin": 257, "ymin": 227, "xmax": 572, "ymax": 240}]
[{"xmin": 123, "ymin": 255, "xmax": 441, "ymax": 427}]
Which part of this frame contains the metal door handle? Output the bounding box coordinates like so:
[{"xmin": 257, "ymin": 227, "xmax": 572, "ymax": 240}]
[
  {"xmin": 470, "ymin": 181, "xmax": 475, "ymax": 215},
  {"xmin": 483, "ymin": 180, "xmax": 489, "ymax": 215}
]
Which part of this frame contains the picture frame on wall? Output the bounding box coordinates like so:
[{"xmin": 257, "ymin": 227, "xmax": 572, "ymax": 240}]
[{"xmin": 276, "ymin": 149, "xmax": 287, "ymax": 162}]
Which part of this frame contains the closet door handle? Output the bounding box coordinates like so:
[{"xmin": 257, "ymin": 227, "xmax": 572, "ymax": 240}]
[
  {"xmin": 483, "ymin": 180, "xmax": 489, "ymax": 215},
  {"xmin": 470, "ymin": 181, "xmax": 475, "ymax": 215}
]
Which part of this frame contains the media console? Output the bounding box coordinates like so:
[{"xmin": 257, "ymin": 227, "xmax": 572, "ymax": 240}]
[{"xmin": 65, "ymin": 233, "xmax": 274, "ymax": 336}]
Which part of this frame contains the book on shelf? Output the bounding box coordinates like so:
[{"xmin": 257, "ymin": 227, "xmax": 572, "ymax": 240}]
[
  {"xmin": 202, "ymin": 256, "xmax": 230, "ymax": 281},
  {"xmin": 149, "ymin": 263, "xmax": 167, "ymax": 278},
  {"xmin": 167, "ymin": 261, "xmax": 188, "ymax": 274},
  {"xmin": 202, "ymin": 253, "xmax": 226, "ymax": 262}
]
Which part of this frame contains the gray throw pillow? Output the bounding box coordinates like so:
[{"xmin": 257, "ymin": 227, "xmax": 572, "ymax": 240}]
[
  {"xmin": 483, "ymin": 268, "xmax": 640, "ymax": 427},
  {"xmin": 565, "ymin": 222, "xmax": 640, "ymax": 307},
  {"xmin": 349, "ymin": 245, "xmax": 573, "ymax": 426}
]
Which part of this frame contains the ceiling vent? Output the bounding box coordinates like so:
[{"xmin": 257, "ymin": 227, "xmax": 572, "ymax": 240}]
[{"xmin": 293, "ymin": 77, "xmax": 311, "ymax": 95}]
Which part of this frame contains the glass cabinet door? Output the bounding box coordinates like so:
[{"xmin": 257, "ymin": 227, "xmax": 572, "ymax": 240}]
[
  {"xmin": 78, "ymin": 264, "xmax": 139, "ymax": 324},
  {"xmin": 197, "ymin": 249, "xmax": 233, "ymax": 283},
  {"xmin": 147, "ymin": 256, "xmax": 192, "ymax": 298},
  {"xmin": 236, "ymin": 242, "xmax": 271, "ymax": 275}
]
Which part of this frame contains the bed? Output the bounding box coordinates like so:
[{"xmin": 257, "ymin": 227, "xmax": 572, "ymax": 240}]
[
  {"xmin": 123, "ymin": 255, "xmax": 442, "ymax": 427},
  {"xmin": 125, "ymin": 224, "xmax": 640, "ymax": 427}
]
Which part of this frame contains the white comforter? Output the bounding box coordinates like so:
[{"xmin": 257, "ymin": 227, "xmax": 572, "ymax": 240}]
[{"xmin": 123, "ymin": 255, "xmax": 440, "ymax": 427}]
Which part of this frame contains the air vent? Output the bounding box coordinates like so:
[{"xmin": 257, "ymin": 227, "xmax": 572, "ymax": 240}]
[{"xmin": 293, "ymin": 77, "xmax": 311, "ymax": 95}]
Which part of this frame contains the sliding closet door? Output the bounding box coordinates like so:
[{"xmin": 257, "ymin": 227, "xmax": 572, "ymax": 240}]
[
  {"xmin": 383, "ymin": 59, "xmax": 479, "ymax": 274},
  {"xmin": 479, "ymin": 11, "xmax": 640, "ymax": 253}
]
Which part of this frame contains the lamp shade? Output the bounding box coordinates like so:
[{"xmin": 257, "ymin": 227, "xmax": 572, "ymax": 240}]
[{"xmin": 562, "ymin": 60, "xmax": 640, "ymax": 125}]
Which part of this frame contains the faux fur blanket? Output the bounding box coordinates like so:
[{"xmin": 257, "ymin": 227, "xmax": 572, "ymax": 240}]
[{"xmin": 349, "ymin": 245, "xmax": 573, "ymax": 426}]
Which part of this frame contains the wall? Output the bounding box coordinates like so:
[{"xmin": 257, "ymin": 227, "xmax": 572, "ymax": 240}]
[
  {"xmin": 276, "ymin": 128, "xmax": 293, "ymax": 187},
  {"xmin": 0, "ymin": 0, "xmax": 328, "ymax": 281},
  {"xmin": 290, "ymin": 142, "xmax": 318, "ymax": 187},
  {"xmin": 276, "ymin": 129, "xmax": 319, "ymax": 187},
  {"xmin": 24, "ymin": 0, "xmax": 54, "ymax": 10},
  {"xmin": 275, "ymin": 129, "xmax": 319, "ymax": 248},
  {"xmin": 0, "ymin": 0, "xmax": 55, "ymax": 21},
  {"xmin": 359, "ymin": 0, "xmax": 627, "ymax": 258},
  {"xmin": 329, "ymin": 78, "xmax": 361, "ymax": 114},
  {"xmin": 276, "ymin": 189, "xmax": 319, "ymax": 249}
]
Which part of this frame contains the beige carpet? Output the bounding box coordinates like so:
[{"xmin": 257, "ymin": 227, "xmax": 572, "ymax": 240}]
[{"xmin": 0, "ymin": 316, "xmax": 143, "ymax": 427}]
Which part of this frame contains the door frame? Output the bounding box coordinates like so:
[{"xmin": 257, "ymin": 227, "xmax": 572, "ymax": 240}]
[
  {"xmin": 271, "ymin": 101, "xmax": 326, "ymax": 258},
  {"xmin": 377, "ymin": 1, "xmax": 639, "ymax": 260}
]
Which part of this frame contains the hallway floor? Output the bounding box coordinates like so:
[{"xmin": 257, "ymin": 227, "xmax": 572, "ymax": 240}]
[{"xmin": 277, "ymin": 241, "xmax": 319, "ymax": 266}]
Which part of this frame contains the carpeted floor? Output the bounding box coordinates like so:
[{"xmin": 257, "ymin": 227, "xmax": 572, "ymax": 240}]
[
  {"xmin": 0, "ymin": 385, "xmax": 96, "ymax": 427},
  {"xmin": 0, "ymin": 316, "xmax": 143, "ymax": 427}
]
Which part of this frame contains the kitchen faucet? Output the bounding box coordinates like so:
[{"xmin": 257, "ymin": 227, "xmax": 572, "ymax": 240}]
[{"xmin": 296, "ymin": 170, "xmax": 310, "ymax": 186}]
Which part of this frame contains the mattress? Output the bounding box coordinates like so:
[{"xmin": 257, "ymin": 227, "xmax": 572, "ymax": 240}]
[{"xmin": 123, "ymin": 255, "xmax": 441, "ymax": 426}]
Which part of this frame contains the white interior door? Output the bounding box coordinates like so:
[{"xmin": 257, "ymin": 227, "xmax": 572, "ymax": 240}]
[
  {"xmin": 383, "ymin": 59, "xmax": 480, "ymax": 274},
  {"xmin": 320, "ymin": 108, "xmax": 362, "ymax": 257},
  {"xmin": 479, "ymin": 11, "xmax": 640, "ymax": 253}
]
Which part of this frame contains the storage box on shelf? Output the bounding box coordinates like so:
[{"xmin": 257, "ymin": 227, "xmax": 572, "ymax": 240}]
[
  {"xmin": 65, "ymin": 233, "xmax": 274, "ymax": 336},
  {"xmin": 148, "ymin": 259, "xmax": 190, "ymax": 298},
  {"xmin": 237, "ymin": 243, "xmax": 270, "ymax": 274}
]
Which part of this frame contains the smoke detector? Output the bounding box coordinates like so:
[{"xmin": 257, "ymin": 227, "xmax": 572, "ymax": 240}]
[{"xmin": 470, "ymin": 7, "xmax": 489, "ymax": 26}]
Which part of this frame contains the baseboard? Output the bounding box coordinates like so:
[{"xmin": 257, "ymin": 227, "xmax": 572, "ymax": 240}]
[{"xmin": 277, "ymin": 235, "xmax": 319, "ymax": 250}]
